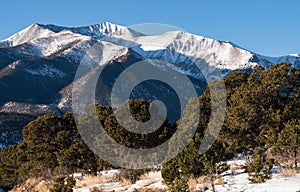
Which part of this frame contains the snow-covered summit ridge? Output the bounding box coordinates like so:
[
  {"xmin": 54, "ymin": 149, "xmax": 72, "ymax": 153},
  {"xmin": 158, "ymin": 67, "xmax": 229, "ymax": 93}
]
[
  {"xmin": 0, "ymin": 22, "xmax": 143, "ymax": 48},
  {"xmin": 37, "ymin": 22, "xmax": 144, "ymax": 39},
  {"xmin": 0, "ymin": 24, "xmax": 55, "ymax": 47},
  {"xmin": 0, "ymin": 22, "xmax": 299, "ymax": 71}
]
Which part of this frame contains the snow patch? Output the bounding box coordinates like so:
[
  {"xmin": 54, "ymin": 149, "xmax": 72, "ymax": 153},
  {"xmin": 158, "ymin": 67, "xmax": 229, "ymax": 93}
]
[
  {"xmin": 25, "ymin": 65, "xmax": 65, "ymax": 78},
  {"xmin": 289, "ymin": 53, "xmax": 300, "ymax": 58}
]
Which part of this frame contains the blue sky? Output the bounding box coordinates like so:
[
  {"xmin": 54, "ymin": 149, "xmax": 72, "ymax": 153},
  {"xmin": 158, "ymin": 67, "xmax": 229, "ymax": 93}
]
[{"xmin": 0, "ymin": 0, "xmax": 299, "ymax": 56}]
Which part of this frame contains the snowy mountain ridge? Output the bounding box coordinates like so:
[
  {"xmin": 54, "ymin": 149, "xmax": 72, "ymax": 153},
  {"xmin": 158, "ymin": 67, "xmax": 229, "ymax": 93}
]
[
  {"xmin": 0, "ymin": 22, "xmax": 143, "ymax": 48},
  {"xmin": 1, "ymin": 22, "xmax": 299, "ymax": 75}
]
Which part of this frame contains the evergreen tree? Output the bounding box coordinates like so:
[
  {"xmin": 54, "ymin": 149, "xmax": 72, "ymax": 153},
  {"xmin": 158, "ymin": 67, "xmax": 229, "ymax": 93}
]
[
  {"xmin": 226, "ymin": 63, "xmax": 298, "ymax": 151},
  {"xmin": 248, "ymin": 148, "xmax": 273, "ymax": 183},
  {"xmin": 0, "ymin": 146, "xmax": 19, "ymax": 188},
  {"xmin": 162, "ymin": 91, "xmax": 226, "ymax": 191},
  {"xmin": 272, "ymin": 119, "xmax": 300, "ymax": 168},
  {"xmin": 0, "ymin": 113, "xmax": 100, "ymax": 188}
]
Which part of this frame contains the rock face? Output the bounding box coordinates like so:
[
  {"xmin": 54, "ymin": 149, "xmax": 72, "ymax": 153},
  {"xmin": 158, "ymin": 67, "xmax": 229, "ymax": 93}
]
[{"xmin": 0, "ymin": 22, "xmax": 299, "ymax": 146}]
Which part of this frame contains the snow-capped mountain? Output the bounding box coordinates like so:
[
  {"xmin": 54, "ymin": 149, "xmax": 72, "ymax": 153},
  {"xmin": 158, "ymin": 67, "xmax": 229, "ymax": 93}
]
[
  {"xmin": 0, "ymin": 22, "xmax": 299, "ymax": 146},
  {"xmin": 0, "ymin": 22, "xmax": 142, "ymax": 47},
  {"xmin": 2, "ymin": 22, "xmax": 299, "ymax": 70},
  {"xmin": 1, "ymin": 22, "xmax": 299, "ymax": 78}
]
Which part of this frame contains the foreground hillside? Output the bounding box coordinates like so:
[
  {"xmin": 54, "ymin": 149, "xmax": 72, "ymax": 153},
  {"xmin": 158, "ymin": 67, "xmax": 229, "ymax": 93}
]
[{"xmin": 0, "ymin": 63, "xmax": 299, "ymax": 191}]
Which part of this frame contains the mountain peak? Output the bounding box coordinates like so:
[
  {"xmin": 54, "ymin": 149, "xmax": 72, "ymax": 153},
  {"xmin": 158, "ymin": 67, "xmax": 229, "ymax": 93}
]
[
  {"xmin": 36, "ymin": 21, "xmax": 143, "ymax": 38},
  {"xmin": 0, "ymin": 22, "xmax": 144, "ymax": 48},
  {"xmin": 98, "ymin": 21, "xmax": 124, "ymax": 34},
  {"xmin": 289, "ymin": 53, "xmax": 300, "ymax": 58},
  {"xmin": 0, "ymin": 23, "xmax": 55, "ymax": 47}
]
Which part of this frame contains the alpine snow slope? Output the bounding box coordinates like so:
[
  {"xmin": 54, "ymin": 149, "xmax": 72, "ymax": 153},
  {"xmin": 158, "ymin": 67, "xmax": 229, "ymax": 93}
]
[{"xmin": 0, "ymin": 22, "xmax": 299, "ymax": 146}]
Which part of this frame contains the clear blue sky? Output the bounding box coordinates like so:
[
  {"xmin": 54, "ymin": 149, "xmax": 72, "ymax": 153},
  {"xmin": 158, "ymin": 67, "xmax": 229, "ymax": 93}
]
[{"xmin": 0, "ymin": 0, "xmax": 299, "ymax": 56}]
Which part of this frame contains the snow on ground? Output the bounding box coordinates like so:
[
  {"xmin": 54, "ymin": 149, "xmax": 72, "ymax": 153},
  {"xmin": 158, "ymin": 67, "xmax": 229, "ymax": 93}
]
[
  {"xmin": 74, "ymin": 158, "xmax": 300, "ymax": 192},
  {"xmin": 124, "ymin": 171, "xmax": 167, "ymax": 191},
  {"xmin": 99, "ymin": 169, "xmax": 120, "ymax": 177},
  {"xmin": 25, "ymin": 64, "xmax": 66, "ymax": 78},
  {"xmin": 213, "ymin": 171, "xmax": 300, "ymax": 192},
  {"xmin": 74, "ymin": 169, "xmax": 300, "ymax": 192},
  {"xmin": 214, "ymin": 157, "xmax": 300, "ymax": 192}
]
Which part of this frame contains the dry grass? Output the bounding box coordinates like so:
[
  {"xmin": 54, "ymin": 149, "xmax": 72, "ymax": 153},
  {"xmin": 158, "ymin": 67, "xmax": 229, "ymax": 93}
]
[
  {"xmin": 187, "ymin": 176, "xmax": 215, "ymax": 192},
  {"xmin": 10, "ymin": 178, "xmax": 53, "ymax": 192},
  {"xmin": 187, "ymin": 177, "xmax": 198, "ymax": 192},
  {"xmin": 230, "ymin": 164, "xmax": 245, "ymax": 171},
  {"xmin": 134, "ymin": 188, "xmax": 168, "ymax": 192},
  {"xmin": 140, "ymin": 173, "xmax": 150, "ymax": 180},
  {"xmin": 121, "ymin": 178, "xmax": 132, "ymax": 186},
  {"xmin": 280, "ymin": 168, "xmax": 297, "ymax": 177},
  {"xmin": 187, "ymin": 176, "xmax": 227, "ymax": 191},
  {"xmin": 142, "ymin": 178, "xmax": 160, "ymax": 187},
  {"xmin": 90, "ymin": 186, "xmax": 104, "ymax": 192},
  {"xmin": 196, "ymin": 176, "xmax": 210, "ymax": 184},
  {"xmin": 75, "ymin": 175, "xmax": 105, "ymax": 188},
  {"xmin": 138, "ymin": 173, "xmax": 161, "ymax": 187},
  {"xmin": 214, "ymin": 177, "xmax": 226, "ymax": 185},
  {"xmin": 133, "ymin": 188, "xmax": 168, "ymax": 192}
]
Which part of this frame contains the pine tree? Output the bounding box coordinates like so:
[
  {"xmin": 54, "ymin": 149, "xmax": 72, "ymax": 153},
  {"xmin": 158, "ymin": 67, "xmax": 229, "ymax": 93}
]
[
  {"xmin": 0, "ymin": 113, "xmax": 100, "ymax": 188},
  {"xmin": 272, "ymin": 119, "xmax": 300, "ymax": 168},
  {"xmin": 226, "ymin": 63, "xmax": 297, "ymax": 151},
  {"xmin": 248, "ymin": 148, "xmax": 273, "ymax": 183}
]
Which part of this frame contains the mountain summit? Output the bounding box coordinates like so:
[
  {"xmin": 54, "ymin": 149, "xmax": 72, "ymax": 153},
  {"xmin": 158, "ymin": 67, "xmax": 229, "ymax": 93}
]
[{"xmin": 1, "ymin": 22, "xmax": 299, "ymax": 70}]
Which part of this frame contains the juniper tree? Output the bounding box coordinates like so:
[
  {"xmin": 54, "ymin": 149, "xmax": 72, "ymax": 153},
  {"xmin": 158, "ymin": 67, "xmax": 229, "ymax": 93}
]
[{"xmin": 272, "ymin": 119, "xmax": 300, "ymax": 168}]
